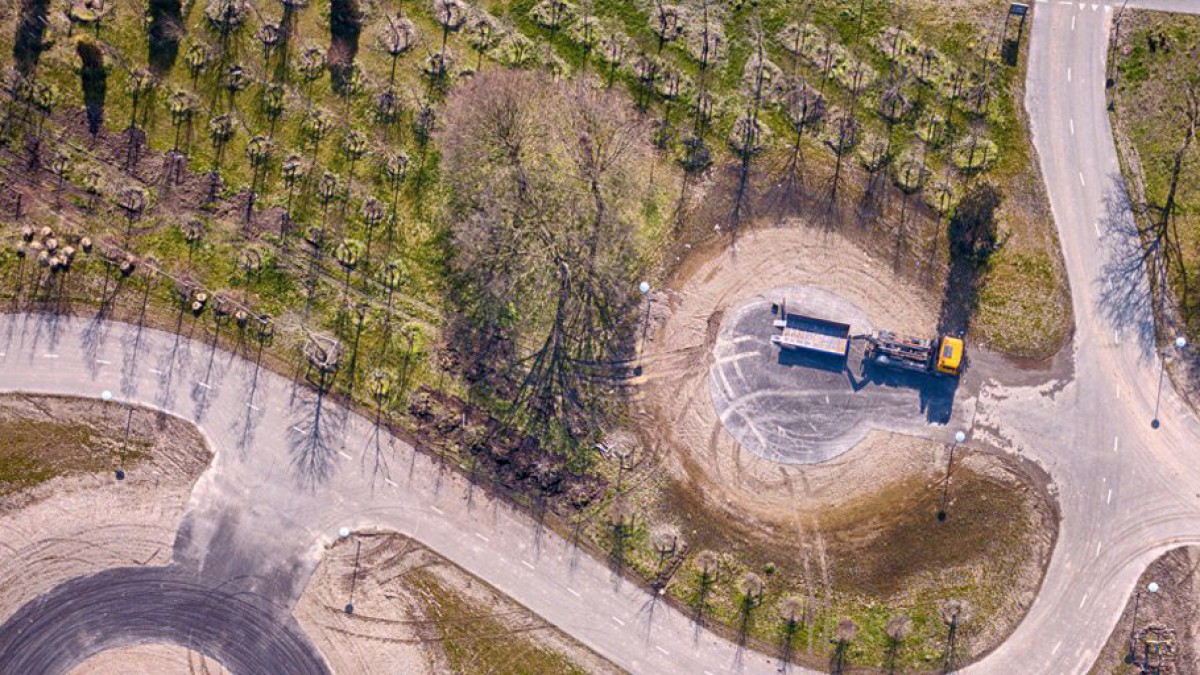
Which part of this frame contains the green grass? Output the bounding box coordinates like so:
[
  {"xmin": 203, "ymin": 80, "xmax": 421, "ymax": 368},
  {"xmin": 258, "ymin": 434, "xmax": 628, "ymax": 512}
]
[
  {"xmin": 410, "ymin": 571, "xmax": 593, "ymax": 675},
  {"xmin": 1113, "ymin": 11, "xmax": 1200, "ymax": 339},
  {"xmin": 0, "ymin": 417, "xmax": 145, "ymax": 495}
]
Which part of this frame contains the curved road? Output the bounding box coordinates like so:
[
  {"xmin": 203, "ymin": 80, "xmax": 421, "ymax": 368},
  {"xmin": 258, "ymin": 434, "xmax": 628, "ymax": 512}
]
[{"xmin": 3, "ymin": 2, "xmax": 1200, "ymax": 673}]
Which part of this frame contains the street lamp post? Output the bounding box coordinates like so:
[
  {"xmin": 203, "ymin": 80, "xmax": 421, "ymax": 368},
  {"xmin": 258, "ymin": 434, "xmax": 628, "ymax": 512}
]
[
  {"xmin": 937, "ymin": 430, "xmax": 967, "ymax": 522},
  {"xmin": 1151, "ymin": 336, "xmax": 1187, "ymax": 429},
  {"xmin": 1128, "ymin": 581, "xmax": 1160, "ymax": 663},
  {"xmin": 636, "ymin": 281, "xmax": 651, "ymax": 375}
]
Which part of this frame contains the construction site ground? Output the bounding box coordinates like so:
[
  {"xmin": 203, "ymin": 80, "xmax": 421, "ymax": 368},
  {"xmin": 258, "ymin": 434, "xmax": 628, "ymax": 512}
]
[
  {"xmin": 711, "ymin": 285, "xmax": 964, "ymax": 464},
  {"xmin": 629, "ymin": 222, "xmax": 1058, "ymax": 667}
]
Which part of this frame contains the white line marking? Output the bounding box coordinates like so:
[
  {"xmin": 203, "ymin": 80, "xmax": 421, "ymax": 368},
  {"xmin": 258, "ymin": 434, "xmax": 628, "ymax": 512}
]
[
  {"xmin": 1115, "ymin": 330, "xmax": 1121, "ymax": 345},
  {"xmin": 1113, "ymin": 436, "xmax": 1119, "ymax": 452},
  {"xmin": 1096, "ymin": 541, "xmax": 1103, "ymax": 555},
  {"xmin": 1091, "ymin": 3, "xmax": 1098, "ymax": 9},
  {"xmin": 150, "ymin": 368, "xmax": 163, "ymax": 375},
  {"xmin": 385, "ymin": 478, "xmax": 397, "ymax": 487},
  {"xmin": 196, "ymin": 381, "xmax": 211, "ymax": 389},
  {"xmin": 1052, "ymin": 640, "xmax": 1063, "ymax": 655},
  {"xmin": 1077, "ymin": 2, "xmax": 1084, "ymax": 9},
  {"xmin": 1069, "ymin": 118, "xmax": 1075, "ymax": 135},
  {"xmin": 1079, "ymin": 592, "xmax": 1088, "ymax": 609},
  {"xmin": 522, "ymin": 560, "xmax": 535, "ymax": 570},
  {"xmin": 1067, "ymin": 67, "xmax": 1072, "ymax": 83},
  {"xmin": 247, "ymin": 403, "xmax": 260, "ymax": 411},
  {"xmin": 1093, "ymin": 221, "xmax": 1101, "ymax": 236},
  {"xmin": 96, "ymin": 359, "xmax": 112, "ymax": 365},
  {"xmin": 1071, "ymin": 14, "xmax": 1076, "ymax": 30},
  {"xmin": 1107, "ymin": 488, "xmax": 1113, "ymax": 504},
  {"xmin": 0, "ymin": 352, "xmax": 6, "ymax": 357},
  {"xmin": 1078, "ymin": 171, "xmax": 1086, "ymax": 186},
  {"xmin": 475, "ymin": 532, "xmax": 489, "ymax": 542},
  {"xmin": 431, "ymin": 506, "xmax": 444, "ymax": 515},
  {"xmin": 567, "ymin": 588, "xmax": 581, "ymax": 597},
  {"xmin": 656, "ymin": 646, "xmax": 670, "ymax": 655},
  {"xmin": 338, "ymin": 450, "xmax": 353, "ymax": 460},
  {"xmin": 611, "ymin": 616, "xmax": 625, "ymax": 626},
  {"xmin": 43, "ymin": 353, "xmax": 59, "ymax": 359},
  {"xmin": 291, "ymin": 425, "xmax": 307, "ymax": 434}
]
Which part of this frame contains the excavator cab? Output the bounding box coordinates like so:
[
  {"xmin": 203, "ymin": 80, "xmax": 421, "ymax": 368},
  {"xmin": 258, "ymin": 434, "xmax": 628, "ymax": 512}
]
[{"xmin": 935, "ymin": 336, "xmax": 964, "ymax": 376}]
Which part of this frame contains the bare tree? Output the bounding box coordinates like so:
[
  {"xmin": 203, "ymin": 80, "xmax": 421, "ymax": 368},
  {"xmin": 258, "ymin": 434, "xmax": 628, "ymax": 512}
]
[{"xmin": 439, "ymin": 70, "xmax": 652, "ymax": 461}]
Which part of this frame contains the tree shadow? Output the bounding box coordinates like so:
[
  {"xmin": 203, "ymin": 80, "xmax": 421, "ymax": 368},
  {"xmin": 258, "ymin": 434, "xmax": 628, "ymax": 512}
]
[
  {"xmin": 287, "ymin": 374, "xmax": 347, "ymax": 489},
  {"xmin": 849, "ymin": 358, "xmax": 959, "ymax": 424},
  {"xmin": 1097, "ymin": 175, "xmax": 1157, "ymax": 361}
]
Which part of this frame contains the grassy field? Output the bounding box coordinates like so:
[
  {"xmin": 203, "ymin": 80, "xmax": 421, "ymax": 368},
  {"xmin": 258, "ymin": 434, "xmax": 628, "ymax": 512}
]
[
  {"xmin": 0, "ymin": 408, "xmax": 148, "ymax": 496},
  {"xmin": 1111, "ymin": 11, "xmax": 1200, "ymax": 343},
  {"xmin": 410, "ymin": 570, "xmax": 593, "ymax": 675}
]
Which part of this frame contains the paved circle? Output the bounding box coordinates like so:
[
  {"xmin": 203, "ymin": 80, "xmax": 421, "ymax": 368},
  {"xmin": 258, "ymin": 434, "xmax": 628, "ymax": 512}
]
[
  {"xmin": 0, "ymin": 565, "xmax": 329, "ymax": 674},
  {"xmin": 709, "ymin": 286, "xmax": 958, "ymax": 463}
]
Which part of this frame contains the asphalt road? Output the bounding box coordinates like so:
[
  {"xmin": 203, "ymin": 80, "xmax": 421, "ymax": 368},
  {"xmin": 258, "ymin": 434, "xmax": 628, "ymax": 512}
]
[
  {"xmin": 0, "ymin": 566, "xmax": 327, "ymax": 674},
  {"xmin": 3, "ymin": 2, "xmax": 1200, "ymax": 673}
]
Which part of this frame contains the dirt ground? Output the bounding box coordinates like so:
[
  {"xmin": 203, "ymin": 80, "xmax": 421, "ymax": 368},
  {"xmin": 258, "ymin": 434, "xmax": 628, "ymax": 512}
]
[
  {"xmin": 638, "ymin": 223, "xmax": 941, "ymax": 515},
  {"xmin": 71, "ymin": 645, "xmax": 230, "ymax": 674},
  {"xmin": 293, "ymin": 531, "xmax": 623, "ymax": 675},
  {"xmin": 0, "ymin": 395, "xmax": 211, "ymax": 626},
  {"xmin": 628, "ymin": 222, "xmax": 1058, "ymax": 668},
  {"xmin": 1090, "ymin": 547, "xmax": 1200, "ymax": 675}
]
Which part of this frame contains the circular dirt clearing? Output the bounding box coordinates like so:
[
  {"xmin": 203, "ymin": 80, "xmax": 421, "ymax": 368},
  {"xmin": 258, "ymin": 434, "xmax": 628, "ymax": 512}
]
[{"xmin": 710, "ymin": 286, "xmax": 959, "ymax": 463}]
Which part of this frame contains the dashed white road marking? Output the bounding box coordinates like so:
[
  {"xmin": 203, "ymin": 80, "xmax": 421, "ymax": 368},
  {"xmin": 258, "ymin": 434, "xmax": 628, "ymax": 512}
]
[
  {"xmin": 1107, "ymin": 488, "xmax": 1113, "ymax": 504},
  {"xmin": 291, "ymin": 425, "xmax": 307, "ymax": 434},
  {"xmin": 246, "ymin": 403, "xmax": 260, "ymax": 411},
  {"xmin": 384, "ymin": 478, "xmax": 397, "ymax": 487},
  {"xmin": 1071, "ymin": 14, "xmax": 1076, "ymax": 30},
  {"xmin": 475, "ymin": 532, "xmax": 489, "ymax": 542},
  {"xmin": 196, "ymin": 381, "xmax": 211, "ymax": 389},
  {"xmin": 1093, "ymin": 221, "xmax": 1101, "ymax": 236},
  {"xmin": 150, "ymin": 368, "xmax": 163, "ymax": 375},
  {"xmin": 522, "ymin": 560, "xmax": 535, "ymax": 570},
  {"xmin": 1052, "ymin": 640, "xmax": 1063, "ymax": 655},
  {"xmin": 1096, "ymin": 541, "xmax": 1103, "ymax": 555},
  {"xmin": 567, "ymin": 587, "xmax": 581, "ymax": 597},
  {"xmin": 1078, "ymin": 171, "xmax": 1086, "ymax": 186},
  {"xmin": 1113, "ymin": 436, "xmax": 1120, "ymax": 452},
  {"xmin": 338, "ymin": 450, "xmax": 353, "ymax": 460},
  {"xmin": 611, "ymin": 616, "xmax": 625, "ymax": 626},
  {"xmin": 656, "ymin": 646, "xmax": 670, "ymax": 656},
  {"xmin": 43, "ymin": 353, "xmax": 59, "ymax": 359},
  {"xmin": 1067, "ymin": 67, "xmax": 1073, "ymax": 83},
  {"xmin": 1115, "ymin": 330, "xmax": 1121, "ymax": 346},
  {"xmin": 1069, "ymin": 118, "xmax": 1075, "ymax": 135},
  {"xmin": 1079, "ymin": 592, "xmax": 1088, "ymax": 609},
  {"xmin": 96, "ymin": 359, "xmax": 112, "ymax": 365},
  {"xmin": 431, "ymin": 506, "xmax": 445, "ymax": 515}
]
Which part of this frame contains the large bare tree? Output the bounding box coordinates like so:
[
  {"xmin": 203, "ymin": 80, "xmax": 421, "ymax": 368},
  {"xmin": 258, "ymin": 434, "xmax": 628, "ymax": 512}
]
[{"xmin": 440, "ymin": 70, "xmax": 651, "ymax": 460}]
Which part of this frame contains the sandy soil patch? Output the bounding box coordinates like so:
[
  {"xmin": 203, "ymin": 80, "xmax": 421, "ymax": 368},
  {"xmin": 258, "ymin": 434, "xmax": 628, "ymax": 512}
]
[
  {"xmin": 70, "ymin": 644, "xmax": 230, "ymax": 674},
  {"xmin": 293, "ymin": 531, "xmax": 622, "ymax": 675},
  {"xmin": 0, "ymin": 395, "xmax": 212, "ymax": 625},
  {"xmin": 638, "ymin": 223, "xmax": 942, "ymax": 517}
]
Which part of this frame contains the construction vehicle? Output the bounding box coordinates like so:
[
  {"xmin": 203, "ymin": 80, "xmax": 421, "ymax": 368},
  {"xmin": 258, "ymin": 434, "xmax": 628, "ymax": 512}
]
[
  {"xmin": 770, "ymin": 306, "xmax": 852, "ymax": 358},
  {"xmin": 769, "ymin": 300, "xmax": 965, "ymax": 376},
  {"xmin": 862, "ymin": 331, "xmax": 964, "ymax": 377}
]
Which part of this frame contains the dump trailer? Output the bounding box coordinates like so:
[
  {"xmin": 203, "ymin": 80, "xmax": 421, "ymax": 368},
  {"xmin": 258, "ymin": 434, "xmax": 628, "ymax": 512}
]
[
  {"xmin": 863, "ymin": 331, "xmax": 964, "ymax": 376},
  {"xmin": 770, "ymin": 310, "xmax": 853, "ymax": 358}
]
